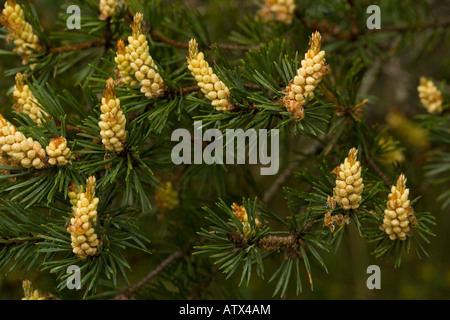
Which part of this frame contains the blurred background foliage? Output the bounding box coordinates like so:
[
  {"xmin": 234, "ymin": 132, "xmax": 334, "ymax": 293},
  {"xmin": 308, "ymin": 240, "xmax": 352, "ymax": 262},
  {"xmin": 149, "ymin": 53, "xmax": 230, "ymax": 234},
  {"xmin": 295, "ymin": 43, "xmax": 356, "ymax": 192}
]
[{"xmin": 0, "ymin": 0, "xmax": 449, "ymax": 300}]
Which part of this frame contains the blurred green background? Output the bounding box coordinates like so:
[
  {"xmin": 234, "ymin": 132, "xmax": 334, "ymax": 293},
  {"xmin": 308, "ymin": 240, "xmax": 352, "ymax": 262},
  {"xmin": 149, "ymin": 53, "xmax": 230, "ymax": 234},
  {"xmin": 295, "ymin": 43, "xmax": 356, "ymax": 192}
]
[{"xmin": 0, "ymin": 0, "xmax": 449, "ymax": 300}]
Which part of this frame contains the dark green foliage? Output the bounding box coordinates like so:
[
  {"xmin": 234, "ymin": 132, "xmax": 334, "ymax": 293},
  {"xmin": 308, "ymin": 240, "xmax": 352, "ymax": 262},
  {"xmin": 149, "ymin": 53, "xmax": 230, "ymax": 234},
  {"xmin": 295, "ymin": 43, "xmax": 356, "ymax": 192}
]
[{"xmin": 0, "ymin": 0, "xmax": 448, "ymax": 300}]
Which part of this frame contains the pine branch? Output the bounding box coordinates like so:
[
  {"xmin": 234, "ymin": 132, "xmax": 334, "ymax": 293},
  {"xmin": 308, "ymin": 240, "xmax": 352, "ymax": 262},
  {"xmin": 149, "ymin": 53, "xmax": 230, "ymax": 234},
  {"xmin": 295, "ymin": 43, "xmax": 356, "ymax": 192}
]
[
  {"xmin": 299, "ymin": 216, "xmax": 320, "ymax": 236},
  {"xmin": 64, "ymin": 123, "xmax": 90, "ymax": 135},
  {"xmin": 262, "ymin": 141, "xmax": 323, "ymax": 204},
  {"xmin": 0, "ymin": 233, "xmax": 47, "ymax": 249},
  {"xmin": 368, "ymin": 17, "xmax": 450, "ymax": 34},
  {"xmin": 295, "ymin": 8, "xmax": 450, "ymax": 41},
  {"xmin": 124, "ymin": 8, "xmax": 261, "ymax": 52},
  {"xmin": 112, "ymin": 249, "xmax": 186, "ymax": 300},
  {"xmin": 211, "ymin": 43, "xmax": 261, "ymax": 51},
  {"xmin": 49, "ymin": 17, "xmax": 112, "ymax": 54},
  {"xmin": 149, "ymin": 29, "xmax": 261, "ymax": 51},
  {"xmin": 367, "ymin": 157, "xmax": 392, "ymax": 186},
  {"xmin": 49, "ymin": 39, "xmax": 107, "ymax": 54}
]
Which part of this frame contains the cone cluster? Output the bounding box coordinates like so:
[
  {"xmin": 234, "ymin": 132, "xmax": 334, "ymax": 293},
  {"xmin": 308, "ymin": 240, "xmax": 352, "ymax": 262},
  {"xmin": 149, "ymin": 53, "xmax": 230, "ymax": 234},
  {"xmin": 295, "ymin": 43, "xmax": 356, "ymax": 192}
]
[
  {"xmin": 22, "ymin": 280, "xmax": 46, "ymax": 300},
  {"xmin": 127, "ymin": 13, "xmax": 166, "ymax": 98},
  {"xmin": 13, "ymin": 73, "xmax": 49, "ymax": 126},
  {"xmin": 99, "ymin": 78, "xmax": 127, "ymax": 153},
  {"xmin": 257, "ymin": 0, "xmax": 296, "ymax": 24},
  {"xmin": 332, "ymin": 148, "xmax": 364, "ymax": 210},
  {"xmin": 323, "ymin": 196, "xmax": 350, "ymax": 232},
  {"xmin": 0, "ymin": 0, "xmax": 42, "ymax": 65},
  {"xmin": 46, "ymin": 137, "xmax": 71, "ymax": 166},
  {"xmin": 324, "ymin": 212, "xmax": 350, "ymax": 232},
  {"xmin": 99, "ymin": 0, "xmax": 120, "ymax": 20},
  {"xmin": 115, "ymin": 39, "xmax": 139, "ymax": 86},
  {"xmin": 68, "ymin": 182, "xmax": 84, "ymax": 210},
  {"xmin": 67, "ymin": 176, "xmax": 100, "ymax": 260},
  {"xmin": 282, "ymin": 31, "xmax": 328, "ymax": 121},
  {"xmin": 382, "ymin": 174, "xmax": 417, "ymax": 241},
  {"xmin": 417, "ymin": 77, "xmax": 443, "ymax": 114},
  {"xmin": 187, "ymin": 38, "xmax": 234, "ymax": 111},
  {"xmin": 231, "ymin": 202, "xmax": 262, "ymax": 238},
  {"xmin": 0, "ymin": 114, "xmax": 47, "ymax": 169}
]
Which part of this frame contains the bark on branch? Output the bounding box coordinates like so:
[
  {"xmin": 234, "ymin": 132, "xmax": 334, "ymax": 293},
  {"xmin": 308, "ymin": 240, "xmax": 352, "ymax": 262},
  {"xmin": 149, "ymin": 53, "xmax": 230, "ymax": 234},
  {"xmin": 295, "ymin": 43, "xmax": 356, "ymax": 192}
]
[{"xmin": 112, "ymin": 249, "xmax": 186, "ymax": 300}]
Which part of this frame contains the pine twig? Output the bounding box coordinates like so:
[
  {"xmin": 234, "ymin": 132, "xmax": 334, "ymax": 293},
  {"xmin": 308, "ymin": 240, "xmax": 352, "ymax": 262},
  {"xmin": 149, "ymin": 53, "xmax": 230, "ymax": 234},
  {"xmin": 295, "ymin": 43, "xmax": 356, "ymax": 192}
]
[
  {"xmin": 262, "ymin": 160, "xmax": 301, "ymax": 204},
  {"xmin": 149, "ymin": 30, "xmax": 260, "ymax": 51},
  {"xmin": 65, "ymin": 123, "xmax": 90, "ymax": 135},
  {"xmin": 299, "ymin": 216, "xmax": 320, "ymax": 236},
  {"xmin": 367, "ymin": 17, "xmax": 450, "ymax": 34},
  {"xmin": 49, "ymin": 18, "xmax": 112, "ymax": 54},
  {"xmin": 0, "ymin": 234, "xmax": 47, "ymax": 251},
  {"xmin": 149, "ymin": 30, "xmax": 188, "ymax": 49},
  {"xmin": 262, "ymin": 141, "xmax": 323, "ymax": 204},
  {"xmin": 210, "ymin": 43, "xmax": 261, "ymax": 51},
  {"xmin": 368, "ymin": 157, "xmax": 392, "ymax": 186},
  {"xmin": 125, "ymin": 7, "xmax": 259, "ymax": 51},
  {"xmin": 295, "ymin": 6, "xmax": 450, "ymax": 41},
  {"xmin": 112, "ymin": 249, "xmax": 186, "ymax": 300},
  {"xmin": 49, "ymin": 39, "xmax": 107, "ymax": 54}
]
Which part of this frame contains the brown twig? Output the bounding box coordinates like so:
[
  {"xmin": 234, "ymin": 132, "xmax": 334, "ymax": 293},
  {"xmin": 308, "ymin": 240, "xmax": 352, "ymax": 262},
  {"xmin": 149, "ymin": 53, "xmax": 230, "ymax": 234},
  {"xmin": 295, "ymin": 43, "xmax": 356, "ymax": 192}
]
[
  {"xmin": 0, "ymin": 234, "xmax": 46, "ymax": 250},
  {"xmin": 299, "ymin": 216, "xmax": 321, "ymax": 236},
  {"xmin": 367, "ymin": 17, "xmax": 450, "ymax": 35},
  {"xmin": 368, "ymin": 157, "xmax": 392, "ymax": 186},
  {"xmin": 262, "ymin": 141, "xmax": 323, "ymax": 204},
  {"xmin": 65, "ymin": 123, "xmax": 90, "ymax": 135},
  {"xmin": 210, "ymin": 43, "xmax": 261, "ymax": 51},
  {"xmin": 112, "ymin": 249, "xmax": 186, "ymax": 300},
  {"xmin": 123, "ymin": 5, "xmax": 260, "ymax": 52},
  {"xmin": 149, "ymin": 30, "xmax": 261, "ymax": 51},
  {"xmin": 262, "ymin": 159, "xmax": 301, "ymax": 204},
  {"xmin": 178, "ymin": 85, "xmax": 201, "ymax": 95},
  {"xmin": 149, "ymin": 30, "xmax": 188, "ymax": 49},
  {"xmin": 49, "ymin": 17, "xmax": 112, "ymax": 54},
  {"xmin": 257, "ymin": 234, "xmax": 296, "ymax": 251},
  {"xmin": 49, "ymin": 39, "xmax": 107, "ymax": 54},
  {"xmin": 243, "ymin": 83, "xmax": 261, "ymax": 90},
  {"xmin": 295, "ymin": 7, "xmax": 450, "ymax": 42}
]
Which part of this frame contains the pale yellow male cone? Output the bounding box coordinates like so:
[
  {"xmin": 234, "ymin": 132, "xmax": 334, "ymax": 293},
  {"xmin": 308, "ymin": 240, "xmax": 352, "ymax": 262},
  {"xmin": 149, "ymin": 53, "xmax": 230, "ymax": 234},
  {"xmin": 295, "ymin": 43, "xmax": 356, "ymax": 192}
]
[
  {"xmin": 187, "ymin": 38, "xmax": 234, "ymax": 111},
  {"xmin": 0, "ymin": 0, "xmax": 42, "ymax": 66},
  {"xmin": 417, "ymin": 77, "xmax": 443, "ymax": 114},
  {"xmin": 115, "ymin": 39, "xmax": 139, "ymax": 86},
  {"xmin": 323, "ymin": 196, "xmax": 350, "ymax": 232},
  {"xmin": 127, "ymin": 13, "xmax": 166, "ymax": 98},
  {"xmin": 0, "ymin": 114, "xmax": 47, "ymax": 169},
  {"xmin": 332, "ymin": 148, "xmax": 364, "ymax": 210},
  {"xmin": 67, "ymin": 176, "xmax": 100, "ymax": 260},
  {"xmin": 46, "ymin": 137, "xmax": 72, "ymax": 166},
  {"xmin": 257, "ymin": 0, "xmax": 296, "ymax": 24},
  {"xmin": 99, "ymin": 78, "xmax": 127, "ymax": 153},
  {"xmin": 22, "ymin": 280, "xmax": 46, "ymax": 300},
  {"xmin": 382, "ymin": 174, "xmax": 417, "ymax": 241},
  {"xmin": 231, "ymin": 202, "xmax": 262, "ymax": 239},
  {"xmin": 68, "ymin": 182, "xmax": 84, "ymax": 211},
  {"xmin": 281, "ymin": 31, "xmax": 328, "ymax": 121},
  {"xmin": 13, "ymin": 73, "xmax": 50, "ymax": 126},
  {"xmin": 99, "ymin": 0, "xmax": 120, "ymax": 20}
]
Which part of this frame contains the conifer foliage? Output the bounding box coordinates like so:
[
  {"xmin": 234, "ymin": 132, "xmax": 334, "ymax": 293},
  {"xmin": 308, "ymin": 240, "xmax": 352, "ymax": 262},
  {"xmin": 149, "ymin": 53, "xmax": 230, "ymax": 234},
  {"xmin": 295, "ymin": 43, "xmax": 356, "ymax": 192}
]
[{"xmin": 0, "ymin": 0, "xmax": 448, "ymax": 300}]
